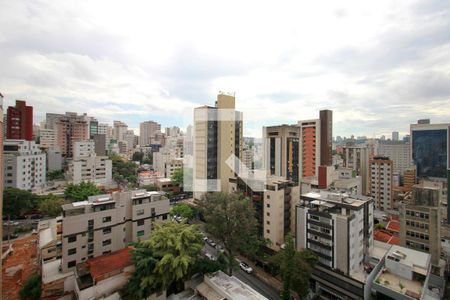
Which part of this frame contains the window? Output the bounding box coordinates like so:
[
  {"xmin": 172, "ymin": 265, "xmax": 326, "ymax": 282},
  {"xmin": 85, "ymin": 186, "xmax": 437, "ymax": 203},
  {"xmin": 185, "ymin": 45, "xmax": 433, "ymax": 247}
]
[
  {"xmin": 162, "ymin": 214, "xmax": 168, "ymax": 220},
  {"xmin": 102, "ymin": 239, "xmax": 111, "ymax": 246},
  {"xmin": 68, "ymin": 261, "xmax": 76, "ymax": 268},
  {"xmin": 137, "ymin": 209, "xmax": 144, "ymax": 216},
  {"xmin": 103, "ymin": 250, "xmax": 111, "ymax": 255},
  {"xmin": 103, "ymin": 227, "xmax": 112, "ymax": 234},
  {"xmin": 137, "ymin": 230, "xmax": 145, "ymax": 237},
  {"xmin": 266, "ymin": 204, "xmax": 270, "ymax": 208},
  {"xmin": 68, "ymin": 248, "xmax": 76, "ymax": 255},
  {"xmin": 137, "ymin": 219, "xmax": 145, "ymax": 226},
  {"xmin": 68, "ymin": 235, "xmax": 77, "ymax": 243},
  {"xmin": 102, "ymin": 216, "xmax": 111, "ymax": 223},
  {"xmin": 266, "ymin": 212, "xmax": 270, "ymax": 216}
]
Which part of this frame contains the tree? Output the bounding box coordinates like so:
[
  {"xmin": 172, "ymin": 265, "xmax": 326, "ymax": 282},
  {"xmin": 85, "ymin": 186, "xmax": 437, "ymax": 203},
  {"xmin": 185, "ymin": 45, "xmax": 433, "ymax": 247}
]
[
  {"xmin": 170, "ymin": 203, "xmax": 194, "ymax": 220},
  {"xmin": 38, "ymin": 194, "xmax": 66, "ymax": 217},
  {"xmin": 64, "ymin": 181, "xmax": 101, "ymax": 202},
  {"xmin": 142, "ymin": 221, "xmax": 203, "ymax": 292},
  {"xmin": 47, "ymin": 169, "xmax": 65, "ymax": 181},
  {"xmin": 3, "ymin": 188, "xmax": 39, "ymax": 217},
  {"xmin": 132, "ymin": 151, "xmax": 144, "ymax": 163},
  {"xmin": 142, "ymin": 184, "xmax": 158, "ymax": 191},
  {"xmin": 124, "ymin": 245, "xmax": 162, "ymax": 299},
  {"xmin": 171, "ymin": 168, "xmax": 183, "ymax": 187},
  {"xmin": 199, "ymin": 192, "xmax": 259, "ymax": 275},
  {"xmin": 111, "ymin": 154, "xmax": 138, "ymax": 186},
  {"xmin": 272, "ymin": 234, "xmax": 317, "ymax": 299},
  {"xmin": 20, "ymin": 274, "xmax": 41, "ymax": 300}
]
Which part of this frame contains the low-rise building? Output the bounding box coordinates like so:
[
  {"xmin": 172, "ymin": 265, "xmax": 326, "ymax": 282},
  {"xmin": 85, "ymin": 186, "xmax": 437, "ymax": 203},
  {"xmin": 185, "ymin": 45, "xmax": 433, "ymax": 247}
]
[
  {"xmin": 3, "ymin": 139, "xmax": 46, "ymax": 190},
  {"xmin": 61, "ymin": 190, "xmax": 170, "ymax": 272}
]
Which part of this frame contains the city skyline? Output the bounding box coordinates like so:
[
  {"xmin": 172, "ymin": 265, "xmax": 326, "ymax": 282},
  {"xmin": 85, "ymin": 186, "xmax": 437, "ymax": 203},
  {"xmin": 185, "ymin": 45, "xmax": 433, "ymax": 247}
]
[{"xmin": 1, "ymin": 1, "xmax": 449, "ymax": 138}]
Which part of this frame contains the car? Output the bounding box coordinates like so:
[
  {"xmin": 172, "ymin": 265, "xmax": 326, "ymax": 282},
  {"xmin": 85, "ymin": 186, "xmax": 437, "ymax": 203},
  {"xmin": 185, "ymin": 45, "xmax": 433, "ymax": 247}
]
[
  {"xmin": 203, "ymin": 236, "xmax": 208, "ymax": 242},
  {"xmin": 216, "ymin": 245, "xmax": 225, "ymax": 253},
  {"xmin": 205, "ymin": 253, "xmax": 217, "ymax": 261},
  {"xmin": 239, "ymin": 262, "xmax": 253, "ymax": 274},
  {"xmin": 207, "ymin": 239, "xmax": 216, "ymax": 247}
]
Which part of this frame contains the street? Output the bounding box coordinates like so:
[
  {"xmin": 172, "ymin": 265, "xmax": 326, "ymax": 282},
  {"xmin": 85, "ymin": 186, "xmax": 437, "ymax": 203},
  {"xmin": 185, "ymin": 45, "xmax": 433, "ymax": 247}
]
[{"xmin": 203, "ymin": 238, "xmax": 280, "ymax": 300}]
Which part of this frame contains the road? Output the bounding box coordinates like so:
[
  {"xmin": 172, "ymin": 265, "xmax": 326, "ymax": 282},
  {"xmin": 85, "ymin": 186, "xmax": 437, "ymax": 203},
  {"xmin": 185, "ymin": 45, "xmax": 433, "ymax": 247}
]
[{"xmin": 203, "ymin": 239, "xmax": 280, "ymax": 300}]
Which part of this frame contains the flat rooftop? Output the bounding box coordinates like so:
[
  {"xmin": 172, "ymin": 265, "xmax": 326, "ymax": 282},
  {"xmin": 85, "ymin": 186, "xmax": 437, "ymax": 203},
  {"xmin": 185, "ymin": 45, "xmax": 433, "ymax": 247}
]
[
  {"xmin": 302, "ymin": 190, "xmax": 369, "ymax": 208},
  {"xmin": 386, "ymin": 245, "xmax": 429, "ymax": 271},
  {"xmin": 204, "ymin": 271, "xmax": 268, "ymax": 300}
]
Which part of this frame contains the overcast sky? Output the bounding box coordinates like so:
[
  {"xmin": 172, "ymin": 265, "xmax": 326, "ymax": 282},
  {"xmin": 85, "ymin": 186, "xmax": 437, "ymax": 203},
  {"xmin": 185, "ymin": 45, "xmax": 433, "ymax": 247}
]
[{"xmin": 1, "ymin": 0, "xmax": 449, "ymax": 138}]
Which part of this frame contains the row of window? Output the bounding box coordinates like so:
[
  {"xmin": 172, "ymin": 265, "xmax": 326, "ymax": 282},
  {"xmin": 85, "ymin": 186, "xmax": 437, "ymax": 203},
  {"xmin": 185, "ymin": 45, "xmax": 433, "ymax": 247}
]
[
  {"xmin": 406, "ymin": 220, "xmax": 429, "ymax": 230},
  {"xmin": 406, "ymin": 230, "xmax": 429, "ymax": 241},
  {"xmin": 406, "ymin": 210, "xmax": 429, "ymax": 219}
]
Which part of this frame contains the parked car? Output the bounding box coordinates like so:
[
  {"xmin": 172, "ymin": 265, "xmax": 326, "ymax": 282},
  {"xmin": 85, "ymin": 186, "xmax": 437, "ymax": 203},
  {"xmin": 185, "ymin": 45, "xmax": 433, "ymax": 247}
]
[
  {"xmin": 207, "ymin": 239, "xmax": 216, "ymax": 247},
  {"xmin": 216, "ymin": 245, "xmax": 225, "ymax": 253},
  {"xmin": 239, "ymin": 262, "xmax": 253, "ymax": 274},
  {"xmin": 203, "ymin": 236, "xmax": 208, "ymax": 242}
]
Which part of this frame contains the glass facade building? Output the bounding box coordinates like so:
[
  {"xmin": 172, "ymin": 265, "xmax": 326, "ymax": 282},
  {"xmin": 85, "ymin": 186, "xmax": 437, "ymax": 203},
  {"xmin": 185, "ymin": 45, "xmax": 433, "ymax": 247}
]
[{"xmin": 412, "ymin": 129, "xmax": 447, "ymax": 178}]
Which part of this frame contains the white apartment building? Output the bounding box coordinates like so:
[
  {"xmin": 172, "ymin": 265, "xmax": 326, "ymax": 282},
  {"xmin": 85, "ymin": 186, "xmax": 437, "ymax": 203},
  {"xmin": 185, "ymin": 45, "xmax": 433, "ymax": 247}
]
[
  {"xmin": 61, "ymin": 190, "xmax": 170, "ymax": 272},
  {"xmin": 370, "ymin": 156, "xmax": 393, "ymax": 211},
  {"xmin": 296, "ymin": 190, "xmax": 374, "ymax": 298},
  {"xmin": 113, "ymin": 120, "xmax": 128, "ymax": 142},
  {"xmin": 67, "ymin": 141, "xmax": 112, "ymax": 185},
  {"xmin": 376, "ymin": 141, "xmax": 413, "ymax": 176},
  {"xmin": 3, "ymin": 139, "xmax": 46, "ymax": 190},
  {"xmin": 343, "ymin": 145, "xmax": 370, "ymax": 195},
  {"xmin": 40, "ymin": 128, "xmax": 58, "ymax": 150}
]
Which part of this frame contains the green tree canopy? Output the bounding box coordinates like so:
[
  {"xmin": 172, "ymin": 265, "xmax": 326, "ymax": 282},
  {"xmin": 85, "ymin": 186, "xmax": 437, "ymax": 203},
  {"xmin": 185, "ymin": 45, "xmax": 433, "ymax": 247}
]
[
  {"xmin": 199, "ymin": 192, "xmax": 259, "ymax": 275},
  {"xmin": 38, "ymin": 194, "xmax": 66, "ymax": 217},
  {"xmin": 142, "ymin": 221, "xmax": 203, "ymax": 291},
  {"xmin": 141, "ymin": 184, "xmax": 158, "ymax": 191},
  {"xmin": 111, "ymin": 154, "xmax": 138, "ymax": 186},
  {"xmin": 170, "ymin": 168, "xmax": 183, "ymax": 187},
  {"xmin": 272, "ymin": 234, "xmax": 318, "ymax": 299},
  {"xmin": 132, "ymin": 151, "xmax": 145, "ymax": 163},
  {"xmin": 170, "ymin": 203, "xmax": 194, "ymax": 220},
  {"xmin": 124, "ymin": 245, "xmax": 162, "ymax": 299},
  {"xmin": 47, "ymin": 169, "xmax": 65, "ymax": 181},
  {"xmin": 20, "ymin": 274, "xmax": 41, "ymax": 300},
  {"xmin": 3, "ymin": 188, "xmax": 39, "ymax": 217},
  {"xmin": 64, "ymin": 181, "xmax": 101, "ymax": 202}
]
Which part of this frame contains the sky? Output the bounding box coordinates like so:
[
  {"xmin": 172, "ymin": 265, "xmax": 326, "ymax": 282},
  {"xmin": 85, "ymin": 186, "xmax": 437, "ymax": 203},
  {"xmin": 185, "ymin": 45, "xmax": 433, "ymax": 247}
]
[{"xmin": 0, "ymin": 0, "xmax": 449, "ymax": 138}]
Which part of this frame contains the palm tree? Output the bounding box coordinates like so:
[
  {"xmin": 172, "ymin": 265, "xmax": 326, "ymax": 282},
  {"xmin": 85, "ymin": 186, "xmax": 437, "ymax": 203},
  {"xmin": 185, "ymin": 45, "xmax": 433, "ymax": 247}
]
[
  {"xmin": 142, "ymin": 221, "xmax": 204, "ymax": 292},
  {"xmin": 123, "ymin": 246, "xmax": 161, "ymax": 299}
]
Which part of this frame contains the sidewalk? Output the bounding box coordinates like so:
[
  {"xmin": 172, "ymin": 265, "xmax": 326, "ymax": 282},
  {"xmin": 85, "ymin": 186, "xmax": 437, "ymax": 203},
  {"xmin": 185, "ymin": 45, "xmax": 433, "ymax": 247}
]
[{"xmin": 237, "ymin": 255, "xmax": 283, "ymax": 292}]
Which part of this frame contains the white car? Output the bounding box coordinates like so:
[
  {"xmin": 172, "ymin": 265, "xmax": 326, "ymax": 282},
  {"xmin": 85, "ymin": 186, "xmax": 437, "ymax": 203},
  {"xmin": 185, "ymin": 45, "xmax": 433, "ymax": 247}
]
[
  {"xmin": 239, "ymin": 262, "xmax": 253, "ymax": 274},
  {"xmin": 203, "ymin": 236, "xmax": 208, "ymax": 242}
]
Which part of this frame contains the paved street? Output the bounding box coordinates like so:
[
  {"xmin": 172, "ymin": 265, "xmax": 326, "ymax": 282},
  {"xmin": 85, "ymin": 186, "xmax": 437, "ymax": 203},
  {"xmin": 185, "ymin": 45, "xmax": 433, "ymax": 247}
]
[{"xmin": 202, "ymin": 239, "xmax": 280, "ymax": 300}]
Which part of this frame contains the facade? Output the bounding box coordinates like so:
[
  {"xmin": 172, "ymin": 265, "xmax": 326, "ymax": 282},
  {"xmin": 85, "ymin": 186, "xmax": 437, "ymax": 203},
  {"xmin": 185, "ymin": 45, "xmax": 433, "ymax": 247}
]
[
  {"xmin": 0, "ymin": 93, "xmax": 3, "ymax": 295},
  {"xmin": 193, "ymin": 93, "xmax": 243, "ymax": 197},
  {"xmin": 6, "ymin": 100, "xmax": 33, "ymax": 141},
  {"xmin": 242, "ymin": 147, "xmax": 254, "ymax": 169},
  {"xmin": 392, "ymin": 131, "xmax": 399, "ymax": 141},
  {"xmin": 39, "ymin": 128, "xmax": 58, "ymax": 150},
  {"xmin": 67, "ymin": 141, "xmax": 112, "ymax": 185},
  {"xmin": 113, "ymin": 120, "xmax": 128, "ymax": 142},
  {"xmin": 47, "ymin": 149, "xmax": 63, "ymax": 172},
  {"xmin": 139, "ymin": 120, "xmax": 161, "ymax": 146},
  {"xmin": 399, "ymin": 182, "xmax": 442, "ymax": 265},
  {"xmin": 93, "ymin": 134, "xmax": 106, "ymax": 156},
  {"xmin": 320, "ymin": 110, "xmax": 333, "ymax": 166},
  {"xmin": 411, "ymin": 121, "xmax": 449, "ymax": 179},
  {"xmin": 343, "ymin": 145, "xmax": 370, "ymax": 195},
  {"xmin": 264, "ymin": 125, "xmax": 300, "ymax": 182},
  {"xmin": 370, "ymin": 156, "xmax": 393, "ymax": 211},
  {"xmin": 3, "ymin": 139, "xmax": 46, "ymax": 190},
  {"xmin": 377, "ymin": 141, "xmax": 413, "ymax": 176},
  {"xmin": 124, "ymin": 129, "xmax": 136, "ymax": 150},
  {"xmin": 296, "ymin": 191, "xmax": 374, "ymax": 299},
  {"xmin": 55, "ymin": 112, "xmax": 90, "ymax": 157},
  {"xmin": 61, "ymin": 190, "xmax": 170, "ymax": 272},
  {"xmin": 263, "ymin": 178, "xmax": 299, "ymax": 251},
  {"xmin": 298, "ymin": 120, "xmax": 319, "ymax": 178}
]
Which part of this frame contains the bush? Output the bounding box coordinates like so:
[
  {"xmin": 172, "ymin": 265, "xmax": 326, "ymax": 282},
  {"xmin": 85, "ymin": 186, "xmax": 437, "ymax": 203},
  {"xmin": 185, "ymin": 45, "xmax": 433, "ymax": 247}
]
[{"xmin": 19, "ymin": 274, "xmax": 41, "ymax": 300}]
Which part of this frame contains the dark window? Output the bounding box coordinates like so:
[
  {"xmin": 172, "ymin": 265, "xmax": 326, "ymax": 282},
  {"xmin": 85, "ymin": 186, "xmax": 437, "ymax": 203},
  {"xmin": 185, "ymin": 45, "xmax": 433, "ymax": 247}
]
[
  {"xmin": 102, "ymin": 216, "xmax": 111, "ymax": 223},
  {"xmin": 103, "ymin": 227, "xmax": 112, "ymax": 234},
  {"xmin": 68, "ymin": 248, "xmax": 76, "ymax": 255},
  {"xmin": 68, "ymin": 261, "xmax": 76, "ymax": 268},
  {"xmin": 102, "ymin": 239, "xmax": 111, "ymax": 246},
  {"xmin": 68, "ymin": 235, "xmax": 77, "ymax": 243},
  {"xmin": 137, "ymin": 219, "xmax": 145, "ymax": 226}
]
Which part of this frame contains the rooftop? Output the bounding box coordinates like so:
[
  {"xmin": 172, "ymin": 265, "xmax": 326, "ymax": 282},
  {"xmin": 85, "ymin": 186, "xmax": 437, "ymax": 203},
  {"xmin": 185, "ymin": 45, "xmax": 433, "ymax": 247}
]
[
  {"xmin": 386, "ymin": 245, "xmax": 429, "ymax": 271},
  {"xmin": 204, "ymin": 271, "xmax": 268, "ymax": 300},
  {"xmin": 386, "ymin": 220, "xmax": 400, "ymax": 233},
  {"xmin": 301, "ymin": 190, "xmax": 370, "ymax": 209},
  {"xmin": 86, "ymin": 246, "xmax": 133, "ymax": 282},
  {"xmin": 373, "ymin": 230, "xmax": 400, "ymax": 245}
]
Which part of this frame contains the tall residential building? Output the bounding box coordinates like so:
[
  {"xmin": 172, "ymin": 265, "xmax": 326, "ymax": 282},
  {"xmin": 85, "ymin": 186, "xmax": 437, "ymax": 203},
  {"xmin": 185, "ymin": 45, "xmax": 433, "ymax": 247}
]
[
  {"xmin": 399, "ymin": 181, "xmax": 442, "ymax": 265},
  {"xmin": 6, "ymin": 100, "xmax": 33, "ymax": 141},
  {"xmin": 89, "ymin": 118, "xmax": 98, "ymax": 139},
  {"xmin": 411, "ymin": 121, "xmax": 449, "ymax": 178},
  {"xmin": 343, "ymin": 145, "xmax": 370, "ymax": 195},
  {"xmin": 193, "ymin": 93, "xmax": 243, "ymax": 197},
  {"xmin": 46, "ymin": 113, "xmax": 64, "ymax": 130},
  {"xmin": 0, "ymin": 93, "xmax": 3, "ymax": 296},
  {"xmin": 319, "ymin": 109, "xmax": 333, "ymax": 166},
  {"xmin": 124, "ymin": 129, "xmax": 136, "ymax": 150},
  {"xmin": 60, "ymin": 190, "xmax": 170, "ymax": 272},
  {"xmin": 67, "ymin": 141, "xmax": 112, "ymax": 185},
  {"xmin": 3, "ymin": 140, "xmax": 46, "ymax": 190},
  {"xmin": 370, "ymin": 156, "xmax": 393, "ymax": 211},
  {"xmin": 93, "ymin": 134, "xmax": 107, "ymax": 156},
  {"xmin": 296, "ymin": 190, "xmax": 374, "ymax": 298},
  {"xmin": 392, "ymin": 131, "xmax": 399, "ymax": 141},
  {"xmin": 113, "ymin": 120, "xmax": 128, "ymax": 142},
  {"xmin": 139, "ymin": 121, "xmax": 161, "ymax": 146},
  {"xmin": 97, "ymin": 123, "xmax": 109, "ymax": 135},
  {"xmin": 39, "ymin": 128, "xmax": 58, "ymax": 150},
  {"xmin": 377, "ymin": 140, "xmax": 413, "ymax": 176},
  {"xmin": 264, "ymin": 125, "xmax": 300, "ymax": 182},
  {"xmin": 298, "ymin": 120, "xmax": 319, "ymax": 178},
  {"xmin": 263, "ymin": 178, "xmax": 299, "ymax": 251},
  {"xmin": 56, "ymin": 112, "xmax": 90, "ymax": 157}
]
